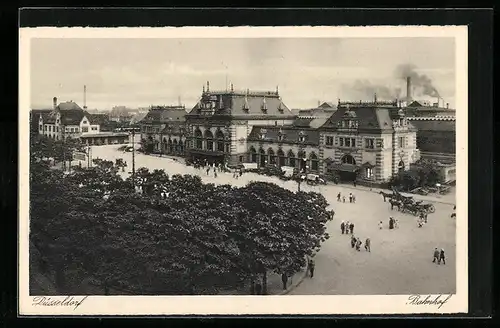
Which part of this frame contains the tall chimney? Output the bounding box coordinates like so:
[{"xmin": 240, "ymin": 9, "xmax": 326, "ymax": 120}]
[
  {"xmin": 83, "ymin": 85, "xmax": 87, "ymax": 110},
  {"xmin": 406, "ymin": 76, "xmax": 412, "ymax": 102},
  {"xmin": 53, "ymin": 97, "xmax": 57, "ymax": 110},
  {"xmin": 446, "ymin": 103, "xmax": 449, "ymax": 109},
  {"xmin": 374, "ymin": 93, "xmax": 377, "ymax": 103}
]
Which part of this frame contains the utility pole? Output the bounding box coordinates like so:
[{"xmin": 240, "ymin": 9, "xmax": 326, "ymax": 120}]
[{"xmin": 132, "ymin": 128, "xmax": 136, "ymax": 188}]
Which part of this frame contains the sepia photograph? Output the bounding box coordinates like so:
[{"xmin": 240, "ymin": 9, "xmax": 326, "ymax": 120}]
[{"xmin": 19, "ymin": 26, "xmax": 468, "ymax": 315}]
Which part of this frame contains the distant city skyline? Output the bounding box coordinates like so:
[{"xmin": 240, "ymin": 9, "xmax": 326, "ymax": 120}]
[{"xmin": 31, "ymin": 37, "xmax": 456, "ymax": 110}]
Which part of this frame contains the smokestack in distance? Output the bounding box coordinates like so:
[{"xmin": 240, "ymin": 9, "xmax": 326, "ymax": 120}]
[
  {"xmin": 406, "ymin": 76, "xmax": 412, "ymax": 102},
  {"xmin": 446, "ymin": 103, "xmax": 449, "ymax": 109},
  {"xmin": 53, "ymin": 97, "xmax": 57, "ymax": 110},
  {"xmin": 83, "ymin": 85, "xmax": 87, "ymax": 110}
]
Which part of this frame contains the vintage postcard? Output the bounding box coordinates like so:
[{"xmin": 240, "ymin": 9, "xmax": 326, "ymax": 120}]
[{"xmin": 19, "ymin": 26, "xmax": 468, "ymax": 315}]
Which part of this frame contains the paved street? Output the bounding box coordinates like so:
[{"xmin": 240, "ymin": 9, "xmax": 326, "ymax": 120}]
[{"xmin": 88, "ymin": 144, "xmax": 457, "ymax": 295}]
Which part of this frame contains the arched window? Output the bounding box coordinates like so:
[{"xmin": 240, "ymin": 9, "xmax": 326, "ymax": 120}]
[
  {"xmin": 398, "ymin": 160, "xmax": 405, "ymax": 173},
  {"xmin": 173, "ymin": 139, "xmax": 178, "ymax": 153},
  {"xmin": 288, "ymin": 150, "xmax": 296, "ymax": 168},
  {"xmin": 259, "ymin": 148, "xmax": 266, "ymax": 167},
  {"xmin": 216, "ymin": 130, "xmax": 225, "ymax": 152},
  {"xmin": 205, "ymin": 130, "xmax": 214, "ymax": 151},
  {"xmin": 268, "ymin": 148, "xmax": 276, "ymax": 165},
  {"xmin": 341, "ymin": 154, "xmax": 356, "ymax": 165},
  {"xmin": 277, "ymin": 149, "xmax": 285, "ymax": 167},
  {"xmin": 310, "ymin": 152, "xmax": 319, "ymax": 171},
  {"xmin": 249, "ymin": 146, "xmax": 257, "ymax": 163},
  {"xmin": 178, "ymin": 140, "xmax": 184, "ymax": 154},
  {"xmin": 194, "ymin": 128, "xmax": 203, "ymax": 149}
]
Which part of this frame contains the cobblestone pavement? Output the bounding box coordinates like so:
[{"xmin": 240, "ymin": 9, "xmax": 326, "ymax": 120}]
[{"xmin": 89, "ymin": 145, "xmax": 457, "ymax": 295}]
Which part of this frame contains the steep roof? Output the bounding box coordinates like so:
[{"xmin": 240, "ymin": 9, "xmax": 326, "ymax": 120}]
[
  {"xmin": 141, "ymin": 106, "xmax": 187, "ymax": 124},
  {"xmin": 88, "ymin": 113, "xmax": 109, "ymax": 126},
  {"xmin": 320, "ymin": 103, "xmax": 417, "ymax": 133},
  {"xmin": 56, "ymin": 101, "xmax": 83, "ymax": 111},
  {"xmin": 292, "ymin": 117, "xmax": 330, "ymax": 129},
  {"xmin": 408, "ymin": 119, "xmax": 456, "ymax": 132},
  {"xmin": 60, "ymin": 109, "xmax": 87, "ymax": 125},
  {"xmin": 187, "ymin": 90, "xmax": 295, "ymax": 119},
  {"xmin": 247, "ymin": 125, "xmax": 320, "ymax": 146}
]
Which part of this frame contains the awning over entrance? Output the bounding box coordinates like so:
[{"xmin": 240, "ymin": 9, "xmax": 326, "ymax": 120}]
[
  {"xmin": 188, "ymin": 149, "xmax": 225, "ymax": 157},
  {"xmin": 327, "ymin": 163, "xmax": 360, "ymax": 173}
]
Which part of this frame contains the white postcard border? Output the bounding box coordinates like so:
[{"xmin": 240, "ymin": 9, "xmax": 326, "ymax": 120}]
[{"xmin": 19, "ymin": 26, "xmax": 468, "ymax": 315}]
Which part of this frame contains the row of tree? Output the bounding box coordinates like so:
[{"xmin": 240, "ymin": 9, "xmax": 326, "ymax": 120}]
[{"xmin": 30, "ymin": 144, "xmax": 334, "ymax": 295}]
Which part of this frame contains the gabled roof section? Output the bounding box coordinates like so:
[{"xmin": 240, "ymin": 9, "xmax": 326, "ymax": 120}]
[
  {"xmin": 247, "ymin": 125, "xmax": 320, "ymax": 146},
  {"xmin": 141, "ymin": 106, "xmax": 187, "ymax": 124},
  {"xmin": 56, "ymin": 101, "xmax": 83, "ymax": 111},
  {"xmin": 320, "ymin": 104, "xmax": 400, "ymax": 133},
  {"xmin": 187, "ymin": 89, "xmax": 295, "ymax": 119}
]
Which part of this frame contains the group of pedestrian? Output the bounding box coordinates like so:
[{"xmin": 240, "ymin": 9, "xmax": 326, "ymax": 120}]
[
  {"xmin": 432, "ymin": 248, "xmax": 446, "ymax": 265},
  {"xmin": 350, "ymin": 234, "xmax": 371, "ymax": 252},
  {"xmin": 337, "ymin": 192, "xmax": 356, "ymax": 203},
  {"xmin": 340, "ymin": 220, "xmax": 355, "ymax": 234},
  {"xmin": 232, "ymin": 169, "xmax": 243, "ymax": 179}
]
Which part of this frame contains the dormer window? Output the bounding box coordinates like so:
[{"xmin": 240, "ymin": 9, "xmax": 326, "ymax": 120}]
[
  {"xmin": 278, "ymin": 100, "xmax": 284, "ymax": 113},
  {"xmin": 260, "ymin": 128, "xmax": 267, "ymax": 140},
  {"xmin": 298, "ymin": 131, "xmax": 306, "ymax": 142},
  {"xmin": 278, "ymin": 128, "xmax": 285, "ymax": 141},
  {"xmin": 243, "ymin": 95, "xmax": 249, "ymax": 111},
  {"xmin": 261, "ymin": 97, "xmax": 268, "ymax": 112}
]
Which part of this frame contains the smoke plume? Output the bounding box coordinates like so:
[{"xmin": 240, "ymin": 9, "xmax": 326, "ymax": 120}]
[
  {"xmin": 339, "ymin": 64, "xmax": 441, "ymax": 102},
  {"xmin": 395, "ymin": 63, "xmax": 440, "ymax": 98}
]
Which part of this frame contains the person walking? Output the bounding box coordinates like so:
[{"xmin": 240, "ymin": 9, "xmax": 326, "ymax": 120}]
[
  {"xmin": 340, "ymin": 221, "xmax": 345, "ymax": 234},
  {"xmin": 365, "ymin": 238, "xmax": 371, "ymax": 252},
  {"xmin": 214, "ymin": 167, "xmax": 218, "ymax": 178},
  {"xmin": 351, "ymin": 235, "xmax": 356, "ymax": 248},
  {"xmin": 438, "ymin": 249, "xmax": 446, "ymax": 265},
  {"xmin": 349, "ymin": 222, "xmax": 355, "ymax": 235},
  {"xmin": 389, "ymin": 217, "xmax": 394, "ymax": 230},
  {"xmin": 308, "ymin": 259, "xmax": 315, "ymax": 278},
  {"xmin": 349, "ymin": 193, "xmax": 353, "ymax": 203},
  {"xmin": 206, "ymin": 167, "xmax": 210, "ymax": 175},
  {"xmin": 353, "ymin": 180, "xmax": 357, "ymax": 187},
  {"xmin": 432, "ymin": 248, "xmax": 439, "ymax": 263},
  {"xmin": 281, "ymin": 273, "xmax": 288, "ymax": 290},
  {"xmin": 345, "ymin": 221, "xmax": 350, "ymax": 234},
  {"xmin": 342, "ymin": 196, "xmax": 346, "ymax": 203},
  {"xmin": 355, "ymin": 238, "xmax": 362, "ymax": 251},
  {"xmin": 337, "ymin": 192, "xmax": 341, "ymax": 202}
]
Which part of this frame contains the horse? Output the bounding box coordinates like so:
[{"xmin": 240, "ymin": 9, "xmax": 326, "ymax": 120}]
[
  {"xmin": 379, "ymin": 191, "xmax": 394, "ymax": 202},
  {"xmin": 389, "ymin": 199, "xmax": 401, "ymax": 211}
]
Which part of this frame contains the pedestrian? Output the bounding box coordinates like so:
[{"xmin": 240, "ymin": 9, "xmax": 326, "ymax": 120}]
[
  {"xmin": 308, "ymin": 259, "xmax": 315, "ymax": 278},
  {"xmin": 438, "ymin": 249, "xmax": 446, "ymax": 265},
  {"xmin": 365, "ymin": 238, "xmax": 371, "ymax": 252},
  {"xmin": 337, "ymin": 192, "xmax": 341, "ymax": 202},
  {"xmin": 206, "ymin": 167, "xmax": 210, "ymax": 175},
  {"xmin": 353, "ymin": 180, "xmax": 357, "ymax": 187},
  {"xmin": 349, "ymin": 193, "xmax": 353, "ymax": 203},
  {"xmin": 378, "ymin": 221, "xmax": 383, "ymax": 230},
  {"xmin": 349, "ymin": 222, "xmax": 354, "ymax": 234},
  {"xmin": 239, "ymin": 168, "xmax": 243, "ymax": 177},
  {"xmin": 345, "ymin": 221, "xmax": 350, "ymax": 234},
  {"xmin": 432, "ymin": 248, "xmax": 439, "ymax": 263},
  {"xmin": 356, "ymin": 238, "xmax": 362, "ymax": 251},
  {"xmin": 353, "ymin": 194, "xmax": 356, "ymax": 203},
  {"xmin": 340, "ymin": 221, "xmax": 345, "ymax": 234},
  {"xmin": 351, "ymin": 235, "xmax": 356, "ymax": 248},
  {"xmin": 281, "ymin": 273, "xmax": 288, "ymax": 290},
  {"xmin": 342, "ymin": 196, "xmax": 346, "ymax": 203},
  {"xmin": 423, "ymin": 213, "xmax": 428, "ymax": 224},
  {"xmin": 389, "ymin": 217, "xmax": 394, "ymax": 230}
]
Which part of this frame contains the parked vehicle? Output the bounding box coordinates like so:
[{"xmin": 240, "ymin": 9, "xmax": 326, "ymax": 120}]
[{"xmin": 306, "ymin": 173, "xmax": 327, "ymax": 185}]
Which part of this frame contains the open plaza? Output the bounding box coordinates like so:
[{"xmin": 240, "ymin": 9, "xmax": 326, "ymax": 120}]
[{"xmin": 83, "ymin": 144, "xmax": 456, "ymax": 295}]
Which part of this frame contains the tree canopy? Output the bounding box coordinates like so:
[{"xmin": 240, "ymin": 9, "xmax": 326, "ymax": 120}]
[{"xmin": 30, "ymin": 155, "xmax": 333, "ymax": 295}]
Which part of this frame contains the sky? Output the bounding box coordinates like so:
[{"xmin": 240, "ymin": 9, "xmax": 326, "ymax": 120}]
[{"xmin": 31, "ymin": 37, "xmax": 456, "ymax": 110}]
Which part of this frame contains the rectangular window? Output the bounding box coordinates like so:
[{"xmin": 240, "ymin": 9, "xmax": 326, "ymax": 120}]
[
  {"xmin": 299, "ymin": 136, "xmax": 305, "ymax": 142},
  {"xmin": 399, "ymin": 136, "xmax": 405, "ymax": 148},
  {"xmin": 326, "ymin": 136, "xmax": 334, "ymax": 146},
  {"xmin": 339, "ymin": 138, "xmax": 344, "ymax": 147},
  {"xmin": 365, "ymin": 167, "xmax": 373, "ymax": 179},
  {"xmin": 351, "ymin": 138, "xmax": 356, "ymax": 148},
  {"xmin": 365, "ymin": 138, "xmax": 375, "ymax": 149},
  {"xmin": 345, "ymin": 138, "xmax": 351, "ymax": 147},
  {"xmin": 82, "ymin": 127, "xmax": 89, "ymax": 133}
]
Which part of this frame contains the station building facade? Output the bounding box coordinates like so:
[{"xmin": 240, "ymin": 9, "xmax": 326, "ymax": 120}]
[{"xmin": 184, "ymin": 82, "xmax": 296, "ymax": 165}]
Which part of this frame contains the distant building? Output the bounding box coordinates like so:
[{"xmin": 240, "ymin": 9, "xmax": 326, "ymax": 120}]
[{"xmin": 37, "ymin": 97, "xmax": 129, "ymax": 145}]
